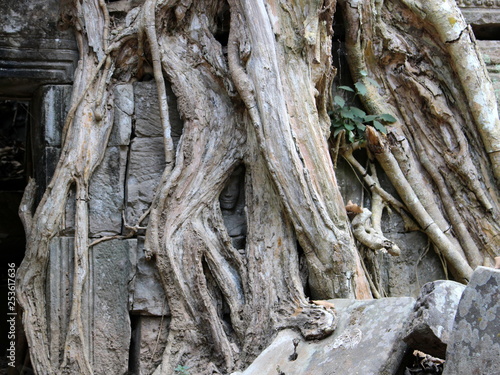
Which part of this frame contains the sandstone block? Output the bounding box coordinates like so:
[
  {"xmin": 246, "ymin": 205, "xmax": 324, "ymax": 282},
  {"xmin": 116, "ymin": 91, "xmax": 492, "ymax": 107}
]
[
  {"xmin": 129, "ymin": 316, "xmax": 169, "ymax": 375},
  {"xmin": 232, "ymin": 297, "xmax": 415, "ymax": 375},
  {"xmin": 404, "ymin": 280, "xmax": 466, "ymax": 358},
  {"xmin": 129, "ymin": 237, "xmax": 169, "ymax": 316},
  {"xmin": 89, "ymin": 146, "xmax": 128, "ymax": 236},
  {"xmin": 443, "ymin": 267, "xmax": 500, "ymax": 375},
  {"xmin": 92, "ymin": 239, "xmax": 136, "ymax": 375},
  {"xmin": 109, "ymin": 84, "xmax": 133, "ymax": 146},
  {"xmin": 126, "ymin": 137, "xmax": 165, "ymax": 225},
  {"xmin": 134, "ymin": 81, "xmax": 163, "ymax": 138},
  {"xmin": 133, "ymin": 81, "xmax": 183, "ymax": 143}
]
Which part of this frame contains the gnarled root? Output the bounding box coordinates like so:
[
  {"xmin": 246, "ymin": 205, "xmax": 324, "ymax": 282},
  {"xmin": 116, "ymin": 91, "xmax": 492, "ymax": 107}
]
[{"xmin": 352, "ymin": 208, "xmax": 400, "ymax": 256}]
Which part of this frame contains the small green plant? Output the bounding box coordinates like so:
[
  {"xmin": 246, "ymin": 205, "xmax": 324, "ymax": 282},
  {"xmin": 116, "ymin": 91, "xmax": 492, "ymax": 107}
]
[
  {"xmin": 330, "ymin": 70, "xmax": 396, "ymax": 143},
  {"xmin": 174, "ymin": 365, "xmax": 191, "ymax": 375}
]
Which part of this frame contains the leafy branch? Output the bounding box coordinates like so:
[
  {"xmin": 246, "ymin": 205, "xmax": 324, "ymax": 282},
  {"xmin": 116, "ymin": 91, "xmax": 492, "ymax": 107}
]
[{"xmin": 330, "ymin": 70, "xmax": 396, "ymax": 143}]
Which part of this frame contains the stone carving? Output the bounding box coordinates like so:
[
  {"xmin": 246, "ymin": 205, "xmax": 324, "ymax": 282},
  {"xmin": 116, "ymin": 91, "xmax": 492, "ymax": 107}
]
[
  {"xmin": 220, "ymin": 166, "xmax": 247, "ymax": 250},
  {"xmin": 456, "ymin": 0, "xmax": 500, "ymax": 6}
]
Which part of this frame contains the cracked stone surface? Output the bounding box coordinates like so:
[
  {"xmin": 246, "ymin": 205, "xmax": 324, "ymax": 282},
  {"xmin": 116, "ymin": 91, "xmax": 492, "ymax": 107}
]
[
  {"xmin": 231, "ymin": 297, "xmax": 415, "ymax": 375},
  {"xmin": 404, "ymin": 280, "xmax": 465, "ymax": 358},
  {"xmin": 443, "ymin": 267, "xmax": 500, "ymax": 375}
]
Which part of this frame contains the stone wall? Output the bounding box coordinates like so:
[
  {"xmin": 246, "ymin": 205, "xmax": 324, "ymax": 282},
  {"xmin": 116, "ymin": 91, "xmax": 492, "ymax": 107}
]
[
  {"xmin": 37, "ymin": 81, "xmax": 177, "ymax": 374},
  {"xmin": 0, "ymin": 0, "xmax": 78, "ymax": 98}
]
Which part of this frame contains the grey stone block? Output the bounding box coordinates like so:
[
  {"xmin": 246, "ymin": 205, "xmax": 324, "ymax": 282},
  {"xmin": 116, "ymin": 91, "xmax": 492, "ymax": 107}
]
[
  {"xmin": 32, "ymin": 85, "xmax": 72, "ymax": 147},
  {"xmin": 134, "ymin": 81, "xmax": 163, "ymax": 138},
  {"xmin": 92, "ymin": 239, "xmax": 136, "ymax": 375},
  {"xmin": 404, "ymin": 280, "xmax": 466, "ymax": 358},
  {"xmin": 129, "ymin": 237, "xmax": 169, "ymax": 316},
  {"xmin": 133, "ymin": 81, "xmax": 183, "ymax": 144},
  {"xmin": 109, "ymin": 84, "xmax": 133, "ymax": 146},
  {"xmin": 34, "ymin": 146, "xmax": 61, "ymax": 201},
  {"xmin": 89, "ymin": 146, "xmax": 128, "ymax": 236},
  {"xmin": 232, "ymin": 297, "xmax": 415, "ymax": 375},
  {"xmin": 443, "ymin": 267, "xmax": 500, "ymax": 375},
  {"xmin": 129, "ymin": 316, "xmax": 169, "ymax": 375},
  {"xmin": 126, "ymin": 136, "xmax": 165, "ymax": 225}
]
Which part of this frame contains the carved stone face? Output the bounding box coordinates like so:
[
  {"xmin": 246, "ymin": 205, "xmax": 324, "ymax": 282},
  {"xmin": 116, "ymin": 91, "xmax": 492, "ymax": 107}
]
[{"xmin": 220, "ymin": 176, "xmax": 240, "ymax": 210}]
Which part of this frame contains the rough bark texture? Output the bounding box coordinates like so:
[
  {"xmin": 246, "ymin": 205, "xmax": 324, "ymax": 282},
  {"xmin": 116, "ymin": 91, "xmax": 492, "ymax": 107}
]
[
  {"xmin": 15, "ymin": 0, "xmax": 500, "ymax": 374},
  {"xmin": 338, "ymin": 0, "xmax": 500, "ymax": 281}
]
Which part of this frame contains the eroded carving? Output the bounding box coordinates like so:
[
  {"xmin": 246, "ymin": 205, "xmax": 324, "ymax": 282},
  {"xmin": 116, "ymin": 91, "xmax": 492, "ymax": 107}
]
[
  {"xmin": 220, "ymin": 166, "xmax": 247, "ymax": 250},
  {"xmin": 456, "ymin": 0, "xmax": 500, "ymax": 7}
]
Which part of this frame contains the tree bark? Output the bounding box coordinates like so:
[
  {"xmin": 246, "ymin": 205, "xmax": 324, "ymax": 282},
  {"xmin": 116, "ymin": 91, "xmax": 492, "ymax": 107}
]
[{"xmin": 339, "ymin": 0, "xmax": 500, "ymax": 280}]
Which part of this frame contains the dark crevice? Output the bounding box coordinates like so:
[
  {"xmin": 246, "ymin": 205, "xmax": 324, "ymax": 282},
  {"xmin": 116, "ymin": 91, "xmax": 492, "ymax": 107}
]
[
  {"xmin": 202, "ymin": 257, "xmax": 235, "ymax": 338},
  {"xmin": 165, "ymin": 80, "xmax": 184, "ymax": 152},
  {"xmin": 0, "ymin": 100, "xmax": 30, "ymax": 367},
  {"xmin": 213, "ymin": 1, "xmax": 230, "ymax": 48},
  {"xmin": 297, "ymin": 242, "xmax": 311, "ymax": 299},
  {"xmin": 128, "ymin": 314, "xmax": 141, "ymax": 375},
  {"xmin": 471, "ymin": 23, "xmax": 500, "ymax": 41}
]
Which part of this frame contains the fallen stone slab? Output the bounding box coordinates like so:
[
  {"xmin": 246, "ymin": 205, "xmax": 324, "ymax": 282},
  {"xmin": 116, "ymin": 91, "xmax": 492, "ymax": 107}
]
[
  {"xmin": 232, "ymin": 297, "xmax": 415, "ymax": 375},
  {"xmin": 443, "ymin": 266, "xmax": 500, "ymax": 375},
  {"xmin": 404, "ymin": 280, "xmax": 466, "ymax": 358}
]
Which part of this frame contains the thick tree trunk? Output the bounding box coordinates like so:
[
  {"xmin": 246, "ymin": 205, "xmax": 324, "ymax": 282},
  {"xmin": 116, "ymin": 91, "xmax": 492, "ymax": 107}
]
[{"xmin": 16, "ymin": 0, "xmax": 500, "ymax": 374}]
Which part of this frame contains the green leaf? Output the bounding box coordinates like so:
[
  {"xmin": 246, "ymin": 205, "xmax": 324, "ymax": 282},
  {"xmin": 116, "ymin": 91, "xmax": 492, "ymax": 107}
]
[
  {"xmin": 340, "ymin": 107, "xmax": 355, "ymax": 120},
  {"xmin": 344, "ymin": 123, "xmax": 355, "ymax": 131},
  {"xmin": 360, "ymin": 69, "xmax": 368, "ymax": 77},
  {"xmin": 378, "ymin": 113, "xmax": 397, "ymax": 123},
  {"xmin": 334, "ymin": 95, "xmax": 345, "ymax": 108},
  {"xmin": 364, "ymin": 114, "xmax": 379, "ymax": 122},
  {"xmin": 354, "ymin": 81, "xmax": 367, "ymax": 96},
  {"xmin": 350, "ymin": 107, "xmax": 366, "ymax": 118},
  {"xmin": 373, "ymin": 120, "xmax": 387, "ymax": 134},
  {"xmin": 338, "ymin": 85, "xmax": 355, "ymax": 92},
  {"xmin": 355, "ymin": 122, "xmax": 366, "ymax": 131},
  {"xmin": 334, "ymin": 128, "xmax": 345, "ymax": 137}
]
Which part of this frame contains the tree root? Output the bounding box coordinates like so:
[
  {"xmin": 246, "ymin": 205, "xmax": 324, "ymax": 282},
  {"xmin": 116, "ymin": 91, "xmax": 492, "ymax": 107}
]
[{"xmin": 352, "ymin": 208, "xmax": 400, "ymax": 256}]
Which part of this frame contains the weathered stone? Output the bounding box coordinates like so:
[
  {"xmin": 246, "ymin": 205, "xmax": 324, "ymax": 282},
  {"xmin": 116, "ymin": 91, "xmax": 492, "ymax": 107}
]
[
  {"xmin": 404, "ymin": 280, "xmax": 466, "ymax": 358},
  {"xmin": 443, "ymin": 267, "xmax": 500, "ymax": 375},
  {"xmin": 129, "ymin": 316, "xmax": 169, "ymax": 375},
  {"xmin": 89, "ymin": 146, "xmax": 128, "ymax": 236},
  {"xmin": 32, "ymin": 85, "xmax": 73, "ymax": 147},
  {"xmin": 477, "ymin": 41, "xmax": 500, "ymax": 110},
  {"xmin": 129, "ymin": 237, "xmax": 169, "ymax": 316},
  {"xmin": 109, "ymin": 84, "xmax": 133, "ymax": 147},
  {"xmin": 457, "ymin": 2, "xmax": 500, "ymax": 26},
  {"xmin": 92, "ymin": 239, "xmax": 136, "ymax": 375},
  {"xmin": 34, "ymin": 147, "xmax": 61, "ymax": 203},
  {"xmin": 0, "ymin": 0, "xmax": 78, "ymax": 97},
  {"xmin": 382, "ymin": 232, "xmax": 446, "ymax": 297},
  {"xmin": 62, "ymin": 185, "xmax": 76, "ymax": 235},
  {"xmin": 133, "ymin": 81, "xmax": 183, "ymax": 144},
  {"xmin": 232, "ymin": 297, "xmax": 415, "ymax": 375},
  {"xmin": 134, "ymin": 81, "xmax": 162, "ymax": 138},
  {"xmin": 126, "ymin": 136, "xmax": 165, "ymax": 225},
  {"xmin": 46, "ymin": 237, "xmax": 137, "ymax": 373}
]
